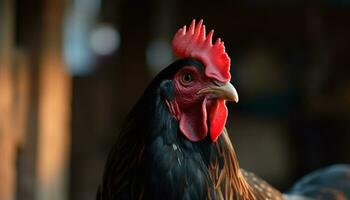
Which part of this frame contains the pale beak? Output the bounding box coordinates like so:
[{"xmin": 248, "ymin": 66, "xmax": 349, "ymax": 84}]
[{"xmin": 198, "ymin": 82, "xmax": 239, "ymax": 103}]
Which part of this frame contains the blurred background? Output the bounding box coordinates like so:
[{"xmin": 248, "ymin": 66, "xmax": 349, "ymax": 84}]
[{"xmin": 1, "ymin": 0, "xmax": 350, "ymax": 199}]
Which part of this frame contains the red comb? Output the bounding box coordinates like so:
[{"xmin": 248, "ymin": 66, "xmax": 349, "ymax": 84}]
[{"xmin": 172, "ymin": 19, "xmax": 231, "ymax": 83}]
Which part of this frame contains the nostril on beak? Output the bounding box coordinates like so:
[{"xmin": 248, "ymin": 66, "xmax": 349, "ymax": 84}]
[{"xmin": 212, "ymin": 80, "xmax": 223, "ymax": 87}]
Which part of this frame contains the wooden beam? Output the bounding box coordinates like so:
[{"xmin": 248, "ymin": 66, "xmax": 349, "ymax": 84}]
[
  {"xmin": 35, "ymin": 0, "xmax": 71, "ymax": 200},
  {"xmin": 0, "ymin": 0, "xmax": 16, "ymax": 199}
]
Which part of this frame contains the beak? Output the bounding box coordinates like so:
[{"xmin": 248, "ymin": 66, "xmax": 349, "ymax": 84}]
[{"xmin": 198, "ymin": 82, "xmax": 239, "ymax": 103}]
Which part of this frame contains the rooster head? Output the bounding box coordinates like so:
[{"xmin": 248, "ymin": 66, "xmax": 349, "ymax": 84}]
[{"xmin": 161, "ymin": 19, "xmax": 238, "ymax": 142}]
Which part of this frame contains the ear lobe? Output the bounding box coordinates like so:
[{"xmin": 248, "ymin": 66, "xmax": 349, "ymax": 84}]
[{"xmin": 178, "ymin": 98, "xmax": 208, "ymax": 142}]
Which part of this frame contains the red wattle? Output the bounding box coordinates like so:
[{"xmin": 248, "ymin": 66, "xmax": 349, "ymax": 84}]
[
  {"xmin": 208, "ymin": 99, "xmax": 228, "ymax": 142},
  {"xmin": 177, "ymin": 98, "xmax": 228, "ymax": 142},
  {"xmin": 179, "ymin": 98, "xmax": 208, "ymax": 142}
]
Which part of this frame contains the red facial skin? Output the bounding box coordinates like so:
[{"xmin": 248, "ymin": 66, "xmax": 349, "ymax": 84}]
[{"xmin": 166, "ymin": 65, "xmax": 228, "ymax": 142}]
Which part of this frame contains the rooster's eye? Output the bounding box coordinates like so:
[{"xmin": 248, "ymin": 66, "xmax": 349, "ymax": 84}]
[{"xmin": 181, "ymin": 73, "xmax": 193, "ymax": 85}]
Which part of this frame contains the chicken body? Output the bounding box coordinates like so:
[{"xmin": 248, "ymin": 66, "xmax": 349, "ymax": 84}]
[{"xmin": 97, "ymin": 20, "xmax": 350, "ymax": 200}]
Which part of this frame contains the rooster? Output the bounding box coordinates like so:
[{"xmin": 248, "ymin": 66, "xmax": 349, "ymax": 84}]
[{"xmin": 97, "ymin": 20, "xmax": 350, "ymax": 200}]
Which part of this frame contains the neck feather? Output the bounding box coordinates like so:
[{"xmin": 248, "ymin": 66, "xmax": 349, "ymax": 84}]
[{"xmin": 212, "ymin": 128, "xmax": 257, "ymax": 200}]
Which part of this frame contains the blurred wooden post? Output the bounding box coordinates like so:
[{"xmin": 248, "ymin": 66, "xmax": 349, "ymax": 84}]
[
  {"xmin": 0, "ymin": 0, "xmax": 16, "ymax": 199},
  {"xmin": 35, "ymin": 0, "xmax": 71, "ymax": 199}
]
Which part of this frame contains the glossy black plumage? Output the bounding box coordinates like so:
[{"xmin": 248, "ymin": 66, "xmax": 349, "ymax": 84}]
[{"xmin": 97, "ymin": 59, "xmax": 225, "ymax": 200}]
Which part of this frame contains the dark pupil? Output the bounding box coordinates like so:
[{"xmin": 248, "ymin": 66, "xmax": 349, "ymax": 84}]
[{"xmin": 183, "ymin": 73, "xmax": 193, "ymax": 82}]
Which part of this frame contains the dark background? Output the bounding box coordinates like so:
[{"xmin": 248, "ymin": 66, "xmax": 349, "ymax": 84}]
[{"xmin": 0, "ymin": 0, "xmax": 350, "ymax": 199}]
